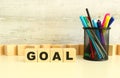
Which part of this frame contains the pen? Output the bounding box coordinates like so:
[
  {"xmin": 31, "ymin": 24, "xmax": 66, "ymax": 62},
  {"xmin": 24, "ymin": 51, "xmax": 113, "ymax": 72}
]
[
  {"xmin": 80, "ymin": 16, "xmax": 88, "ymax": 27},
  {"xmin": 97, "ymin": 20, "xmax": 102, "ymax": 28},
  {"xmin": 104, "ymin": 15, "xmax": 111, "ymax": 28},
  {"xmin": 84, "ymin": 16, "xmax": 91, "ymax": 27},
  {"xmin": 89, "ymin": 40, "xmax": 95, "ymax": 59},
  {"xmin": 97, "ymin": 20, "xmax": 105, "ymax": 48},
  {"xmin": 86, "ymin": 8, "xmax": 94, "ymax": 28},
  {"xmin": 90, "ymin": 30, "xmax": 107, "ymax": 58},
  {"xmin": 102, "ymin": 13, "xmax": 110, "ymax": 28},
  {"xmin": 108, "ymin": 17, "xmax": 114, "ymax": 27},
  {"xmin": 92, "ymin": 19, "xmax": 98, "ymax": 28}
]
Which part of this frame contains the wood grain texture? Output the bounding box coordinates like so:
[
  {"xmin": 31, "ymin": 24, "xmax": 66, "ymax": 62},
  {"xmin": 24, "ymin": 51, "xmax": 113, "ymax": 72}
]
[
  {"xmin": 66, "ymin": 44, "xmax": 80, "ymax": 55},
  {"xmin": 0, "ymin": 45, "xmax": 4, "ymax": 55},
  {"xmin": 117, "ymin": 45, "xmax": 120, "ymax": 55},
  {"xmin": 4, "ymin": 44, "xmax": 17, "ymax": 56}
]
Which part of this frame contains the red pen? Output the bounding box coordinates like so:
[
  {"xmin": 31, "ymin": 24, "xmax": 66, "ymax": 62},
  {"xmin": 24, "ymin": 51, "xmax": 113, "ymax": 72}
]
[{"xmin": 89, "ymin": 39, "xmax": 95, "ymax": 59}]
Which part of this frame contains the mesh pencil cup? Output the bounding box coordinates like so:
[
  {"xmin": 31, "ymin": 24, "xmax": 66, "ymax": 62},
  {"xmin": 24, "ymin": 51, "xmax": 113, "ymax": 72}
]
[{"xmin": 83, "ymin": 27, "xmax": 111, "ymax": 61}]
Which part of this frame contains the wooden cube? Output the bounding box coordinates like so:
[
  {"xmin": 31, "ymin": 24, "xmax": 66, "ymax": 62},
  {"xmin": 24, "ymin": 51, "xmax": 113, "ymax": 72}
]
[
  {"xmin": 38, "ymin": 48, "xmax": 50, "ymax": 62},
  {"xmin": 18, "ymin": 44, "xmax": 40, "ymax": 56},
  {"xmin": 25, "ymin": 48, "xmax": 37, "ymax": 62},
  {"xmin": 26, "ymin": 45, "xmax": 34, "ymax": 48},
  {"xmin": 50, "ymin": 48, "xmax": 63, "ymax": 62},
  {"xmin": 41, "ymin": 44, "xmax": 51, "ymax": 48},
  {"xmin": 4, "ymin": 44, "xmax": 17, "ymax": 56},
  {"xmin": 108, "ymin": 45, "xmax": 113, "ymax": 56},
  {"xmin": 117, "ymin": 45, "xmax": 120, "ymax": 55},
  {"xmin": 0, "ymin": 45, "xmax": 4, "ymax": 55},
  {"xmin": 63, "ymin": 48, "xmax": 76, "ymax": 62},
  {"xmin": 79, "ymin": 44, "xmax": 84, "ymax": 55},
  {"xmin": 26, "ymin": 44, "xmax": 40, "ymax": 49},
  {"xmin": 34, "ymin": 45, "xmax": 41, "ymax": 49},
  {"xmin": 66, "ymin": 44, "xmax": 80, "ymax": 55},
  {"xmin": 51, "ymin": 44, "xmax": 66, "ymax": 48},
  {"xmin": 18, "ymin": 44, "xmax": 28, "ymax": 56}
]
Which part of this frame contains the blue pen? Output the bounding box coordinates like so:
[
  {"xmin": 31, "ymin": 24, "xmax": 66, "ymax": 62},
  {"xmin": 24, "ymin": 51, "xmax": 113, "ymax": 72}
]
[
  {"xmin": 97, "ymin": 20, "xmax": 107, "ymax": 55},
  {"xmin": 92, "ymin": 19, "xmax": 98, "ymax": 28},
  {"xmin": 97, "ymin": 20, "xmax": 105, "ymax": 44},
  {"xmin": 79, "ymin": 16, "xmax": 88, "ymax": 27},
  {"xmin": 92, "ymin": 19, "xmax": 101, "ymax": 41},
  {"xmin": 108, "ymin": 17, "xmax": 114, "ymax": 27},
  {"xmin": 97, "ymin": 20, "xmax": 102, "ymax": 28}
]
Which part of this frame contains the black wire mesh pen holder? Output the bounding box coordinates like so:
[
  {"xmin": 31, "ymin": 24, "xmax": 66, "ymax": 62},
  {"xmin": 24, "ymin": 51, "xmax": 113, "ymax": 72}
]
[{"xmin": 83, "ymin": 27, "xmax": 111, "ymax": 61}]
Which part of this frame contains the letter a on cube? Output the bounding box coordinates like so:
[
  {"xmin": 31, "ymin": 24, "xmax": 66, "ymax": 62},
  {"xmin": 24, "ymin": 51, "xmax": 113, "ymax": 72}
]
[{"xmin": 51, "ymin": 48, "xmax": 63, "ymax": 62}]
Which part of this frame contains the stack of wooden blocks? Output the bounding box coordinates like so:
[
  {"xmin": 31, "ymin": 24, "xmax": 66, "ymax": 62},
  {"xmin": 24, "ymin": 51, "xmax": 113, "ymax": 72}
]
[
  {"xmin": 0, "ymin": 44, "xmax": 118, "ymax": 56},
  {"xmin": 0, "ymin": 44, "xmax": 119, "ymax": 62}
]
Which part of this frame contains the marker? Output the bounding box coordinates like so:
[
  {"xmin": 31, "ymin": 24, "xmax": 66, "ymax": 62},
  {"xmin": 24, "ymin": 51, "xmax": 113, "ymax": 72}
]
[
  {"xmin": 86, "ymin": 8, "xmax": 93, "ymax": 27},
  {"xmin": 79, "ymin": 16, "xmax": 88, "ymax": 27},
  {"xmin": 108, "ymin": 17, "xmax": 114, "ymax": 27},
  {"xmin": 84, "ymin": 16, "xmax": 91, "ymax": 27},
  {"xmin": 89, "ymin": 40, "xmax": 95, "ymax": 59},
  {"xmin": 97, "ymin": 20, "xmax": 102, "ymax": 28},
  {"xmin": 102, "ymin": 13, "xmax": 110, "ymax": 27},
  {"xmin": 92, "ymin": 20, "xmax": 100, "ymax": 41},
  {"xmin": 104, "ymin": 15, "xmax": 111, "ymax": 28},
  {"xmin": 97, "ymin": 20, "xmax": 105, "ymax": 48},
  {"xmin": 92, "ymin": 19, "xmax": 98, "ymax": 28}
]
